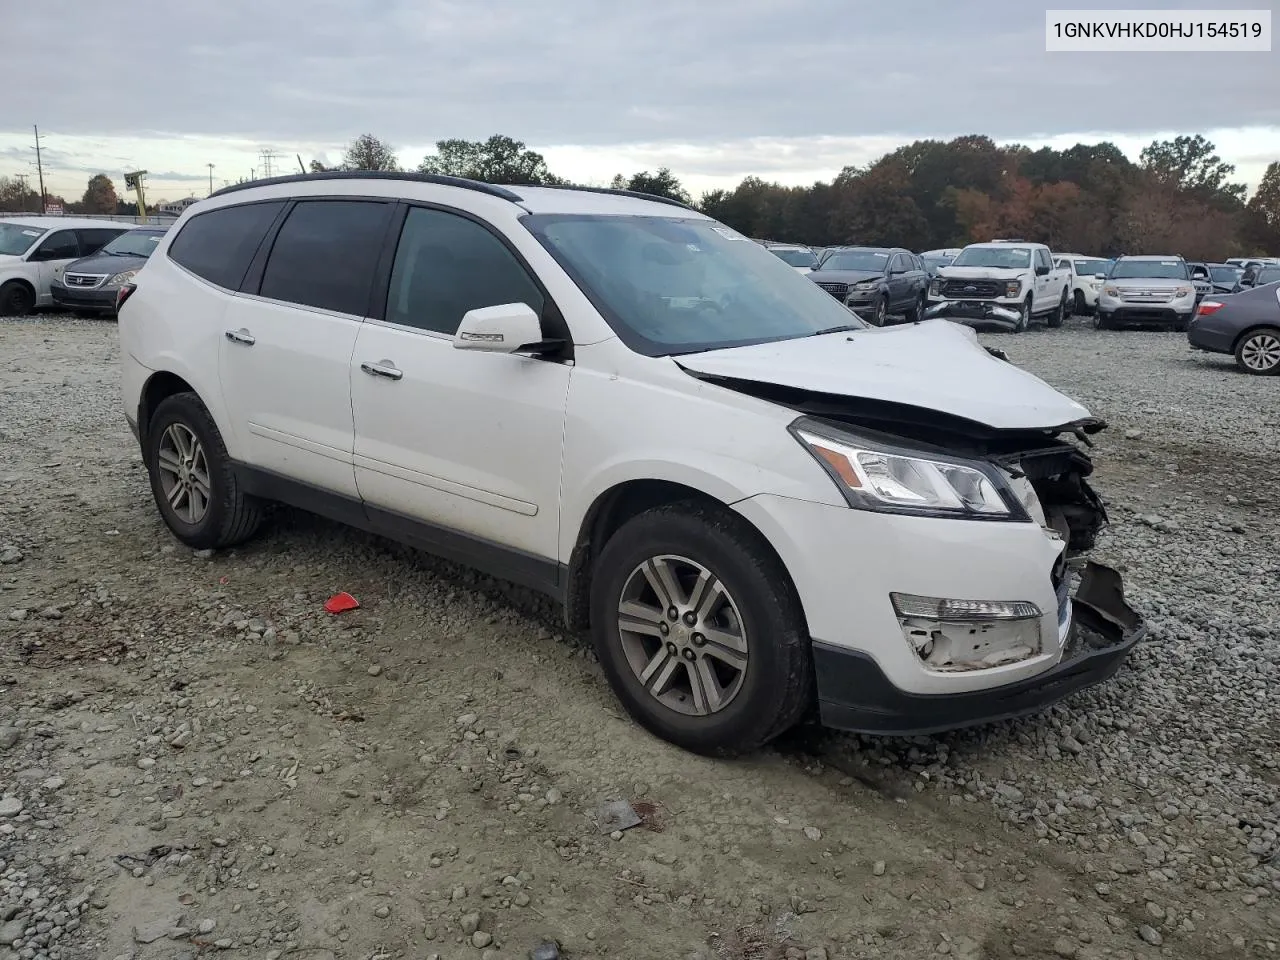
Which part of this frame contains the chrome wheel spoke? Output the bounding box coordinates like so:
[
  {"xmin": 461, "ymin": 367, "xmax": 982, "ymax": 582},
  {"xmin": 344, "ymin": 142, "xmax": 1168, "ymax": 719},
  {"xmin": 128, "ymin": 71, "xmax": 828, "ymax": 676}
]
[
  {"xmin": 156, "ymin": 422, "xmax": 211, "ymax": 524},
  {"xmin": 157, "ymin": 448, "xmax": 182, "ymax": 477},
  {"xmin": 617, "ymin": 553, "xmax": 750, "ymax": 717}
]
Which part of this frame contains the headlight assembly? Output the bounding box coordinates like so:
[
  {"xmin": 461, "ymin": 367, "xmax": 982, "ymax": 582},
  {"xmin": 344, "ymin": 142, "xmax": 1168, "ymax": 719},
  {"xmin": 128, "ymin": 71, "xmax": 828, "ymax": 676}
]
[
  {"xmin": 105, "ymin": 270, "xmax": 138, "ymax": 288},
  {"xmin": 791, "ymin": 421, "xmax": 1023, "ymax": 520}
]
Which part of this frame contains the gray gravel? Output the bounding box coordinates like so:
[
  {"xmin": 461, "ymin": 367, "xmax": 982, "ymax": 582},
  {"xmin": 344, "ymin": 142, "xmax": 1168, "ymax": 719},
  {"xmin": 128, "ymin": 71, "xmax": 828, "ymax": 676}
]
[{"xmin": 1, "ymin": 313, "xmax": 1278, "ymax": 960}]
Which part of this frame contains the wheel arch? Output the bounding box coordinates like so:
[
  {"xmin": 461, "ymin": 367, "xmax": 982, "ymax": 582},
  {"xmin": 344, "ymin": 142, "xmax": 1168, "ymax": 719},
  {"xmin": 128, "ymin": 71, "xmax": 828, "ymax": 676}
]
[
  {"xmin": 1232, "ymin": 322, "xmax": 1280, "ymax": 352},
  {"xmin": 561, "ymin": 478, "xmax": 802, "ymax": 636},
  {"xmin": 138, "ymin": 370, "xmax": 199, "ymax": 443},
  {"xmin": 0, "ymin": 276, "xmax": 37, "ymax": 306}
]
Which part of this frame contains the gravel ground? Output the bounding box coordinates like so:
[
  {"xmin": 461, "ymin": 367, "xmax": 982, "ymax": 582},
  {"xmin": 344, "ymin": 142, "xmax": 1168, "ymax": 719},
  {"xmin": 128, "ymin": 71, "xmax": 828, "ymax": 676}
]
[{"xmin": 1, "ymin": 314, "xmax": 1278, "ymax": 960}]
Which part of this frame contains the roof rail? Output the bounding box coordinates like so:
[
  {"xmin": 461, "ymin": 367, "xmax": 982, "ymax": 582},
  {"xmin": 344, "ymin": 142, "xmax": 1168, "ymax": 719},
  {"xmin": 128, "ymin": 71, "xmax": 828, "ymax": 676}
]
[
  {"xmin": 540, "ymin": 184, "xmax": 696, "ymax": 210},
  {"xmin": 209, "ymin": 170, "xmax": 524, "ymax": 202}
]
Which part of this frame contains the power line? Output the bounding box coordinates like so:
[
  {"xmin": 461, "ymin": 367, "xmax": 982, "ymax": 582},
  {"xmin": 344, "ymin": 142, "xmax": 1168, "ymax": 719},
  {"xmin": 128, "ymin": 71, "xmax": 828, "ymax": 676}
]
[{"xmin": 258, "ymin": 148, "xmax": 282, "ymax": 180}]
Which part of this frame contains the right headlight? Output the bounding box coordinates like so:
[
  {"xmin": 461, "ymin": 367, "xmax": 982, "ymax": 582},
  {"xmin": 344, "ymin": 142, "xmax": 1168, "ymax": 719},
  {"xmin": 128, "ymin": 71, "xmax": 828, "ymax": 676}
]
[
  {"xmin": 791, "ymin": 422, "xmax": 1023, "ymax": 520},
  {"xmin": 1103, "ymin": 286, "xmax": 1120, "ymax": 297}
]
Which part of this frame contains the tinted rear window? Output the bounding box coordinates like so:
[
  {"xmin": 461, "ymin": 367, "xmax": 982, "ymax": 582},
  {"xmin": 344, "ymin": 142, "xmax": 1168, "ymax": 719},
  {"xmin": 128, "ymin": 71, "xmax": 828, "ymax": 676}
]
[
  {"xmin": 167, "ymin": 201, "xmax": 285, "ymax": 290},
  {"xmin": 259, "ymin": 200, "xmax": 393, "ymax": 316}
]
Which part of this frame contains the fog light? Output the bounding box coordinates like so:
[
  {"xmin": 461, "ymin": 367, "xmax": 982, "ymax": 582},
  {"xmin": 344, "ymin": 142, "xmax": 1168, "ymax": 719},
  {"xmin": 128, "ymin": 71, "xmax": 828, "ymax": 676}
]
[{"xmin": 891, "ymin": 594, "xmax": 1043, "ymax": 671}]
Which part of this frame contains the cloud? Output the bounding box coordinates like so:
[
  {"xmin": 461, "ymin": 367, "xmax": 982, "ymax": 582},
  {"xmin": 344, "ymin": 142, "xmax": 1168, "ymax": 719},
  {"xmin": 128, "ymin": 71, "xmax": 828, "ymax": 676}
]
[{"xmin": 1, "ymin": 0, "xmax": 1276, "ymax": 198}]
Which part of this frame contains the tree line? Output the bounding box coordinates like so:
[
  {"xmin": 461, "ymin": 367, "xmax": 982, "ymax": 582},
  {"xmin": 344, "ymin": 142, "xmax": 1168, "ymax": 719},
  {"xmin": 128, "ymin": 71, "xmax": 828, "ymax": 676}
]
[{"xmin": 4, "ymin": 132, "xmax": 1278, "ymax": 259}]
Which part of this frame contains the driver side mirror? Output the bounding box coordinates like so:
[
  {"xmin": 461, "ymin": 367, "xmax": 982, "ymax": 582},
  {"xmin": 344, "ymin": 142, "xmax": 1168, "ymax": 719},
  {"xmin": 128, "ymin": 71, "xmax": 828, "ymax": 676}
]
[
  {"xmin": 1035, "ymin": 265, "xmax": 1050, "ymax": 276},
  {"xmin": 1094, "ymin": 273, "xmax": 1107, "ymax": 281},
  {"xmin": 453, "ymin": 302, "xmax": 559, "ymax": 355}
]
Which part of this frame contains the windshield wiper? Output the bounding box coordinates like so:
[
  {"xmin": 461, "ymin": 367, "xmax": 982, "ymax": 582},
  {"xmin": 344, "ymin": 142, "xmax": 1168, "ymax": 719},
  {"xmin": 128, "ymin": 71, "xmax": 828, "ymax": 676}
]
[{"xmin": 808, "ymin": 323, "xmax": 862, "ymax": 337}]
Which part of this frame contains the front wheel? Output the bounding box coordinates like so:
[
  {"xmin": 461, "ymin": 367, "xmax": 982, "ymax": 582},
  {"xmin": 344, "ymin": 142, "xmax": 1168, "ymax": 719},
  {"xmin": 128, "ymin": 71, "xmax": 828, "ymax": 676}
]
[
  {"xmin": 871, "ymin": 296, "xmax": 888, "ymax": 327},
  {"xmin": 145, "ymin": 392, "xmax": 264, "ymax": 549},
  {"xmin": 1094, "ymin": 313, "xmax": 1112, "ymax": 330},
  {"xmin": 1073, "ymin": 290, "xmax": 1087, "ymax": 317},
  {"xmin": 1235, "ymin": 328, "xmax": 1280, "ymax": 375},
  {"xmin": 0, "ymin": 281, "xmax": 35, "ymax": 317},
  {"xmin": 1013, "ymin": 296, "xmax": 1031, "ymax": 333},
  {"xmin": 589, "ymin": 503, "xmax": 814, "ymax": 756},
  {"xmin": 904, "ymin": 294, "xmax": 925, "ymax": 323}
]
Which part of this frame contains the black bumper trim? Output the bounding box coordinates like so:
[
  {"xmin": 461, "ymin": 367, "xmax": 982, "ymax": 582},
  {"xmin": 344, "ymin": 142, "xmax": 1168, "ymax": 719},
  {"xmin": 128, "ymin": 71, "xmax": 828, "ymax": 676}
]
[{"xmin": 813, "ymin": 561, "xmax": 1145, "ymax": 736}]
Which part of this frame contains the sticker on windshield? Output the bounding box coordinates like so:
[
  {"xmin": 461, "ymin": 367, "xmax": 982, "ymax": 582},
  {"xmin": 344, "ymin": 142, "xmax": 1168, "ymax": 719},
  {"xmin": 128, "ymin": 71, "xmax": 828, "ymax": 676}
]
[
  {"xmin": 148, "ymin": 236, "xmax": 161, "ymax": 243},
  {"xmin": 1160, "ymin": 261, "xmax": 1178, "ymax": 266},
  {"xmin": 686, "ymin": 243, "xmax": 701, "ymax": 252},
  {"xmin": 711, "ymin": 226, "xmax": 748, "ymax": 241},
  {"xmin": 21, "ymin": 229, "xmax": 39, "ymax": 237}
]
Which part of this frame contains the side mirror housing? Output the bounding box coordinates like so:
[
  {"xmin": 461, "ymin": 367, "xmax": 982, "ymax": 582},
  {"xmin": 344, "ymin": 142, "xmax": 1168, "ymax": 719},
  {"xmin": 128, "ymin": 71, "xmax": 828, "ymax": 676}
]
[
  {"xmin": 1035, "ymin": 265, "xmax": 1050, "ymax": 276},
  {"xmin": 452, "ymin": 302, "xmax": 557, "ymax": 354},
  {"xmin": 1094, "ymin": 273, "xmax": 1107, "ymax": 281}
]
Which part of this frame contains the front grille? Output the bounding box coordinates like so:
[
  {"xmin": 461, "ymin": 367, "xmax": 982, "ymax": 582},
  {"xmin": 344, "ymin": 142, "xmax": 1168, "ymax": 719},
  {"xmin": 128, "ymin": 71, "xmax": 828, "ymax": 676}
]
[
  {"xmin": 814, "ymin": 282, "xmax": 848, "ymax": 300},
  {"xmin": 940, "ymin": 278, "xmax": 1003, "ymax": 299},
  {"xmin": 1119, "ymin": 288, "xmax": 1173, "ymax": 303},
  {"xmin": 63, "ymin": 273, "xmax": 107, "ymax": 289}
]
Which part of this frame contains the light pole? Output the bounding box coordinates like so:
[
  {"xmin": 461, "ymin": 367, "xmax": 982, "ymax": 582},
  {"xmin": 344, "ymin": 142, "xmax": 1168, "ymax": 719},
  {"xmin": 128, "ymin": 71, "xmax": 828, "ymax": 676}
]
[{"xmin": 207, "ymin": 163, "xmax": 215, "ymax": 196}]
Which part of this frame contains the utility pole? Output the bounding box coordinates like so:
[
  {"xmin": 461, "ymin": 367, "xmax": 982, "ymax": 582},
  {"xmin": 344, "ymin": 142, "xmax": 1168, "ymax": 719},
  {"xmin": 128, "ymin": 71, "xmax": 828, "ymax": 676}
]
[
  {"xmin": 207, "ymin": 163, "xmax": 215, "ymax": 196},
  {"xmin": 32, "ymin": 125, "xmax": 47, "ymax": 214}
]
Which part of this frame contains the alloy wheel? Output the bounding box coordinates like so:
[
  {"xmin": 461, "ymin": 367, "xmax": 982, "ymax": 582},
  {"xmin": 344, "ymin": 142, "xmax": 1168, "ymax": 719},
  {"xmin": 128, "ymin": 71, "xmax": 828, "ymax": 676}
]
[
  {"xmin": 156, "ymin": 423, "xmax": 212, "ymax": 524},
  {"xmin": 874, "ymin": 298, "xmax": 887, "ymax": 326},
  {"xmin": 1240, "ymin": 333, "xmax": 1280, "ymax": 372},
  {"xmin": 616, "ymin": 555, "xmax": 749, "ymax": 717}
]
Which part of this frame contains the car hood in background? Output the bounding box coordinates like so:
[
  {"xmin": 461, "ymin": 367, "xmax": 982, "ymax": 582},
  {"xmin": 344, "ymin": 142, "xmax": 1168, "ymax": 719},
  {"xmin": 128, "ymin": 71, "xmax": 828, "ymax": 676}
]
[
  {"xmin": 937, "ymin": 266, "xmax": 1030, "ymax": 280},
  {"xmin": 675, "ymin": 319, "xmax": 1091, "ymax": 431},
  {"xmin": 64, "ymin": 251, "xmax": 149, "ymax": 275},
  {"xmin": 807, "ymin": 269, "xmax": 883, "ymax": 285},
  {"xmin": 1107, "ymin": 278, "xmax": 1186, "ymax": 290}
]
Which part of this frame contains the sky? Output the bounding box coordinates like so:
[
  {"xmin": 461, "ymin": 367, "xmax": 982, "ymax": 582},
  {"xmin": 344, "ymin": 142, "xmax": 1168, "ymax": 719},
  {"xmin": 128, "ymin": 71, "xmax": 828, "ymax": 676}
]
[{"xmin": 2, "ymin": 0, "xmax": 1276, "ymax": 205}]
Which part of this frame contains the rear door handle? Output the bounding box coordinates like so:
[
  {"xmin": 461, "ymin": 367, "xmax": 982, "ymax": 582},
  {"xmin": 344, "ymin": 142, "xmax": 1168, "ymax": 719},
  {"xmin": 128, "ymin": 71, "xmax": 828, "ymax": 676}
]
[
  {"xmin": 360, "ymin": 360, "xmax": 403, "ymax": 381},
  {"xmin": 224, "ymin": 328, "xmax": 255, "ymax": 346}
]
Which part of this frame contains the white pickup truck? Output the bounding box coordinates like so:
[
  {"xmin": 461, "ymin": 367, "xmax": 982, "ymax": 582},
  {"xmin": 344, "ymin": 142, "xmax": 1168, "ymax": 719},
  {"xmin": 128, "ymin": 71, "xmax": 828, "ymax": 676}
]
[{"xmin": 925, "ymin": 241, "xmax": 1071, "ymax": 332}]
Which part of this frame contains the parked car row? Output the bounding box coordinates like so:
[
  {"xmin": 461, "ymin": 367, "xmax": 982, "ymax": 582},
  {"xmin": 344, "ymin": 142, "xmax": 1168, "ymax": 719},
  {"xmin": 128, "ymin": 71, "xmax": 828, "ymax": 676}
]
[{"xmin": 0, "ymin": 215, "xmax": 168, "ymax": 316}]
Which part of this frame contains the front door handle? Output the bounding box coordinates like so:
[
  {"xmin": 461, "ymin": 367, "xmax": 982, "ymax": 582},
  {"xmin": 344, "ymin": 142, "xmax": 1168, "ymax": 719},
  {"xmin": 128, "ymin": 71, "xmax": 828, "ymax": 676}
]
[
  {"xmin": 360, "ymin": 360, "xmax": 403, "ymax": 381},
  {"xmin": 224, "ymin": 328, "xmax": 255, "ymax": 346}
]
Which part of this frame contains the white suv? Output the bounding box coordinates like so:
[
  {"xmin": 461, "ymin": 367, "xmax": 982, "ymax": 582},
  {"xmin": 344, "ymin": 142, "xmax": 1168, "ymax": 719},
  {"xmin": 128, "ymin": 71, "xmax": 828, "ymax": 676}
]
[{"xmin": 117, "ymin": 172, "xmax": 1144, "ymax": 755}]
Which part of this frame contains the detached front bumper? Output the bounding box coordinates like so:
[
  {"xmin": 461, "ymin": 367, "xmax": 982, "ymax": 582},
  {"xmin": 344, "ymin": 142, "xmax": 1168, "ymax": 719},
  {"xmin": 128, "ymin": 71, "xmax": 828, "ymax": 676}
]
[
  {"xmin": 813, "ymin": 561, "xmax": 1145, "ymax": 736},
  {"xmin": 924, "ymin": 299, "xmax": 1022, "ymax": 331}
]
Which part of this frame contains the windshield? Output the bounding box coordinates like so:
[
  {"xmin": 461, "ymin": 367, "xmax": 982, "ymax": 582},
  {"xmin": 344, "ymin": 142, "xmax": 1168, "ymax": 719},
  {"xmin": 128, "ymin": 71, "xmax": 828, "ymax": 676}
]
[
  {"xmin": 524, "ymin": 214, "xmax": 867, "ymax": 356},
  {"xmin": 769, "ymin": 248, "xmax": 818, "ymax": 268},
  {"xmin": 1071, "ymin": 258, "xmax": 1111, "ymax": 275},
  {"xmin": 922, "ymin": 255, "xmax": 953, "ymax": 271},
  {"xmin": 951, "ymin": 246, "xmax": 1032, "ymax": 269},
  {"xmin": 104, "ymin": 230, "xmax": 165, "ymax": 257},
  {"xmin": 817, "ymin": 250, "xmax": 891, "ymax": 272},
  {"xmin": 1109, "ymin": 259, "xmax": 1188, "ymax": 280},
  {"xmin": 0, "ymin": 222, "xmax": 45, "ymax": 257},
  {"xmin": 1210, "ymin": 265, "xmax": 1242, "ymax": 282}
]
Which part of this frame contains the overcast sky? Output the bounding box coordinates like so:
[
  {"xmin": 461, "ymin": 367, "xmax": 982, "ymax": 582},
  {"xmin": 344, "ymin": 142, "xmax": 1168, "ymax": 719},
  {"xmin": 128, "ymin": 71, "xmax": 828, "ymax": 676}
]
[{"xmin": 2, "ymin": 0, "xmax": 1276, "ymax": 203}]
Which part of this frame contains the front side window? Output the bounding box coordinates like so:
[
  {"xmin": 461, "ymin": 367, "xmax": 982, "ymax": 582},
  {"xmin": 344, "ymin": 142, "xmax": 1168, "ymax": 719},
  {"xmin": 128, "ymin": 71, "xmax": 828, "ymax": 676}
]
[
  {"xmin": 524, "ymin": 214, "xmax": 866, "ymax": 356},
  {"xmin": 168, "ymin": 201, "xmax": 285, "ymax": 290},
  {"xmin": 260, "ymin": 200, "xmax": 393, "ymax": 315},
  {"xmin": 385, "ymin": 206, "xmax": 544, "ymax": 335},
  {"xmin": 33, "ymin": 230, "xmax": 80, "ymax": 261},
  {"xmin": 78, "ymin": 229, "xmax": 125, "ymax": 255}
]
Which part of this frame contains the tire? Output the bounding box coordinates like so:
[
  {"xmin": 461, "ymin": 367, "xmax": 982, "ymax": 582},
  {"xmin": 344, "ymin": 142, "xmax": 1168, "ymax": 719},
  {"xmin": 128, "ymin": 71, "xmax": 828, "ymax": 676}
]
[
  {"xmin": 0, "ymin": 281, "xmax": 35, "ymax": 317},
  {"xmin": 1234, "ymin": 327, "xmax": 1280, "ymax": 376},
  {"xmin": 904, "ymin": 294, "xmax": 925, "ymax": 324},
  {"xmin": 1094, "ymin": 313, "xmax": 1112, "ymax": 331},
  {"xmin": 589, "ymin": 502, "xmax": 814, "ymax": 756},
  {"xmin": 1072, "ymin": 290, "xmax": 1087, "ymax": 317},
  {"xmin": 144, "ymin": 392, "xmax": 264, "ymax": 549},
  {"xmin": 871, "ymin": 296, "xmax": 888, "ymax": 327},
  {"xmin": 1047, "ymin": 291, "xmax": 1067, "ymax": 329},
  {"xmin": 1013, "ymin": 296, "xmax": 1031, "ymax": 333}
]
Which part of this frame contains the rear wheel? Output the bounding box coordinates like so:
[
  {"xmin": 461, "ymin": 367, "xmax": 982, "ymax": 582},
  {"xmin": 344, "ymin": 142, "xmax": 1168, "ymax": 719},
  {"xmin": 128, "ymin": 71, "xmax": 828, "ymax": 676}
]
[
  {"xmin": 904, "ymin": 294, "xmax": 925, "ymax": 323},
  {"xmin": 1072, "ymin": 290, "xmax": 1087, "ymax": 317},
  {"xmin": 1235, "ymin": 328, "xmax": 1280, "ymax": 375},
  {"xmin": 589, "ymin": 503, "xmax": 813, "ymax": 756},
  {"xmin": 0, "ymin": 281, "xmax": 35, "ymax": 317},
  {"xmin": 144, "ymin": 392, "xmax": 264, "ymax": 549}
]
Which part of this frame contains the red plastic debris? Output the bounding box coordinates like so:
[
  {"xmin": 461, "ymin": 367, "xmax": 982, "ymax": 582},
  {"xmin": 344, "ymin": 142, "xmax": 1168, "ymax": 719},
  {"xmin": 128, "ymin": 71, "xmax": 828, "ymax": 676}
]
[{"xmin": 323, "ymin": 592, "xmax": 361, "ymax": 615}]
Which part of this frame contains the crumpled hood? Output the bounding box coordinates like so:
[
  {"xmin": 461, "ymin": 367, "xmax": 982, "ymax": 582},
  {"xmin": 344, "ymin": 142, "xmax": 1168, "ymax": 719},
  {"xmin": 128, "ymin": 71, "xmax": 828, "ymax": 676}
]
[
  {"xmin": 809, "ymin": 269, "xmax": 882, "ymax": 285},
  {"xmin": 675, "ymin": 319, "xmax": 1092, "ymax": 431},
  {"xmin": 938, "ymin": 265, "xmax": 1028, "ymax": 280}
]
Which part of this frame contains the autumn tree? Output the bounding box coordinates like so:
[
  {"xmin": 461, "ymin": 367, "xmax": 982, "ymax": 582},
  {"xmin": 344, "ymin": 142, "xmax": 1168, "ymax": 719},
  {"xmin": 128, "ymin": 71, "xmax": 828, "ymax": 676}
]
[
  {"xmin": 0, "ymin": 176, "xmax": 39, "ymax": 212},
  {"xmin": 341, "ymin": 134, "xmax": 400, "ymax": 171},
  {"xmin": 1247, "ymin": 161, "xmax": 1280, "ymax": 228},
  {"xmin": 79, "ymin": 174, "xmax": 118, "ymax": 214},
  {"xmin": 608, "ymin": 168, "xmax": 691, "ymax": 205},
  {"xmin": 418, "ymin": 135, "xmax": 564, "ymax": 185},
  {"xmin": 1139, "ymin": 135, "xmax": 1246, "ymax": 208}
]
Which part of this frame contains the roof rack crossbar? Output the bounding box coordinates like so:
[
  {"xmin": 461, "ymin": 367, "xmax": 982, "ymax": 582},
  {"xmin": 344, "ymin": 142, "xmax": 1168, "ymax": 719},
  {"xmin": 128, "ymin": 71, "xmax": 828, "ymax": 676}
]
[{"xmin": 209, "ymin": 170, "xmax": 525, "ymax": 202}]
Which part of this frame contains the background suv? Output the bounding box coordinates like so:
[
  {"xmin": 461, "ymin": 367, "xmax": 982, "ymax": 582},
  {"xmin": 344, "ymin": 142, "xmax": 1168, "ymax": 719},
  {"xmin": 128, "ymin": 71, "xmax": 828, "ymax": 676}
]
[
  {"xmin": 806, "ymin": 246, "xmax": 929, "ymax": 325},
  {"xmin": 1095, "ymin": 256, "xmax": 1197, "ymax": 330},
  {"xmin": 117, "ymin": 172, "xmax": 1142, "ymax": 756},
  {"xmin": 0, "ymin": 217, "xmax": 128, "ymax": 315}
]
